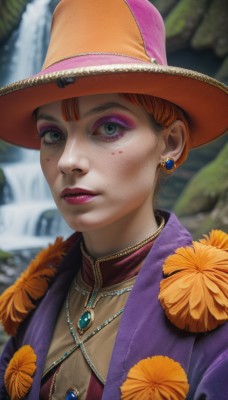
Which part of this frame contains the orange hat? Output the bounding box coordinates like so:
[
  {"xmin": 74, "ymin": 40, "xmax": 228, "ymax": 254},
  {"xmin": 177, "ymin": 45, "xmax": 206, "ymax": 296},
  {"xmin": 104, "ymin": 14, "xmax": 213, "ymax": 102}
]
[{"xmin": 0, "ymin": 0, "xmax": 227, "ymax": 149}]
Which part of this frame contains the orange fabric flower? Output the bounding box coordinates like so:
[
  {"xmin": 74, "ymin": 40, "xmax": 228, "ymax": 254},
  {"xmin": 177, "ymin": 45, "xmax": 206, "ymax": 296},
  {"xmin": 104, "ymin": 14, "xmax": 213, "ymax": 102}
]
[
  {"xmin": 199, "ymin": 229, "xmax": 228, "ymax": 251},
  {"xmin": 159, "ymin": 242, "xmax": 228, "ymax": 332},
  {"xmin": 0, "ymin": 237, "xmax": 67, "ymax": 336},
  {"xmin": 121, "ymin": 356, "xmax": 189, "ymax": 400},
  {"xmin": 4, "ymin": 345, "xmax": 37, "ymax": 400}
]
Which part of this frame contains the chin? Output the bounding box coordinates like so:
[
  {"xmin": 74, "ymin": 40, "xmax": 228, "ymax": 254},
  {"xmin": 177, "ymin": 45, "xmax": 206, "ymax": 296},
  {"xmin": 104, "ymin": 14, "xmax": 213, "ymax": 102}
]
[{"xmin": 63, "ymin": 214, "xmax": 106, "ymax": 233}]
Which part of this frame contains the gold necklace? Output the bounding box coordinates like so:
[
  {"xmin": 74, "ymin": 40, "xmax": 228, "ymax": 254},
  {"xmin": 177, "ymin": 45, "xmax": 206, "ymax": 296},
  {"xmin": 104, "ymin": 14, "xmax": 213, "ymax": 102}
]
[{"xmin": 77, "ymin": 216, "xmax": 165, "ymax": 335}]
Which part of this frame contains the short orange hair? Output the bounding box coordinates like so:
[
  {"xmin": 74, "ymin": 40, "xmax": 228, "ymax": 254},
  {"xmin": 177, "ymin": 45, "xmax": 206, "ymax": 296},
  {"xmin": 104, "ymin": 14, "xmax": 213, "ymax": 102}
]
[{"xmin": 61, "ymin": 94, "xmax": 190, "ymax": 166}]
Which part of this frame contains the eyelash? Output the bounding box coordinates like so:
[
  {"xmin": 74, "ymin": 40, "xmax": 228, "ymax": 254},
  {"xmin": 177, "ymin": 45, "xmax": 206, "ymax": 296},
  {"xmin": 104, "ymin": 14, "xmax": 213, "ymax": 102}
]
[
  {"xmin": 92, "ymin": 116, "xmax": 132, "ymax": 142},
  {"xmin": 37, "ymin": 116, "xmax": 133, "ymax": 145},
  {"xmin": 37, "ymin": 126, "xmax": 64, "ymax": 145}
]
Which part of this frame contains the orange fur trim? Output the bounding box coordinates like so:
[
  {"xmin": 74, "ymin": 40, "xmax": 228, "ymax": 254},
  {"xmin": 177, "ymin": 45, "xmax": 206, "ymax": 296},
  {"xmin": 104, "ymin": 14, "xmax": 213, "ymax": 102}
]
[
  {"xmin": 4, "ymin": 345, "xmax": 37, "ymax": 400},
  {"xmin": 199, "ymin": 229, "xmax": 228, "ymax": 251},
  {"xmin": 159, "ymin": 231, "xmax": 228, "ymax": 332},
  {"xmin": 121, "ymin": 356, "xmax": 189, "ymax": 400},
  {"xmin": 0, "ymin": 237, "xmax": 68, "ymax": 336}
]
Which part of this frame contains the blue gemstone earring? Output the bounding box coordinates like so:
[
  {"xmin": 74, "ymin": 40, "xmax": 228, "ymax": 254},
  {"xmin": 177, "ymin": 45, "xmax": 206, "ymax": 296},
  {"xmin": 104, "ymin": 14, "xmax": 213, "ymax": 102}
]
[{"xmin": 160, "ymin": 157, "xmax": 176, "ymax": 173}]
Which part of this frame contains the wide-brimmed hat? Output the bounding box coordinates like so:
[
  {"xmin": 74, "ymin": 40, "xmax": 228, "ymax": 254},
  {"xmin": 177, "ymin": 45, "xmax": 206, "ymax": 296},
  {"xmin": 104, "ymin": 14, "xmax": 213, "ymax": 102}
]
[{"xmin": 0, "ymin": 0, "xmax": 227, "ymax": 149}]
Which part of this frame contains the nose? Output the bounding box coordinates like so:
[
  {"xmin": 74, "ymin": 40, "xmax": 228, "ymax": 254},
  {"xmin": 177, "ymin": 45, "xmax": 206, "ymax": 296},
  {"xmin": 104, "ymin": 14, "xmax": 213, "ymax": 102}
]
[{"xmin": 58, "ymin": 137, "xmax": 90, "ymax": 175}]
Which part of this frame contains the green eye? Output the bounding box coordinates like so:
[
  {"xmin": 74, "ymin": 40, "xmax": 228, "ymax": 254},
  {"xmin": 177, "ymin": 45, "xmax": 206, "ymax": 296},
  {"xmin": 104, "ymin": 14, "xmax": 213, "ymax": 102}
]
[
  {"xmin": 39, "ymin": 128, "xmax": 63, "ymax": 145},
  {"xmin": 49, "ymin": 131, "xmax": 61, "ymax": 142},
  {"xmin": 104, "ymin": 123, "xmax": 118, "ymax": 136}
]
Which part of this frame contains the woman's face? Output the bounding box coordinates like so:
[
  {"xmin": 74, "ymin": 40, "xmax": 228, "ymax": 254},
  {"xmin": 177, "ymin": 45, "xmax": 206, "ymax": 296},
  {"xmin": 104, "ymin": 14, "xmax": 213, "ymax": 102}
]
[{"xmin": 37, "ymin": 94, "xmax": 165, "ymax": 233}]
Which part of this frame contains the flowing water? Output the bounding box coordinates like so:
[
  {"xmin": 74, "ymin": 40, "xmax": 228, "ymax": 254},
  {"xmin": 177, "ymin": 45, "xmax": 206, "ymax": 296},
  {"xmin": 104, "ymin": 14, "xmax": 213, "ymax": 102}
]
[{"xmin": 0, "ymin": 0, "xmax": 72, "ymax": 251}]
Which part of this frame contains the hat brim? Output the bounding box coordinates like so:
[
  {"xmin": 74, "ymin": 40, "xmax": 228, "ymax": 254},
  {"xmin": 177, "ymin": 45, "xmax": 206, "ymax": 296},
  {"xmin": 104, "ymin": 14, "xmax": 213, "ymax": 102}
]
[{"xmin": 0, "ymin": 62, "xmax": 227, "ymax": 149}]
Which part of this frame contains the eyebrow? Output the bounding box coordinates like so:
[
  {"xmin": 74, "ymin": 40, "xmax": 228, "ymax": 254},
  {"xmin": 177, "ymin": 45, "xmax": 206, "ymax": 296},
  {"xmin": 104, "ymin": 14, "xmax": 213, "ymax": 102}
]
[
  {"xmin": 81, "ymin": 102, "xmax": 131, "ymax": 118},
  {"xmin": 36, "ymin": 101, "xmax": 131, "ymax": 122},
  {"xmin": 36, "ymin": 113, "xmax": 61, "ymax": 123}
]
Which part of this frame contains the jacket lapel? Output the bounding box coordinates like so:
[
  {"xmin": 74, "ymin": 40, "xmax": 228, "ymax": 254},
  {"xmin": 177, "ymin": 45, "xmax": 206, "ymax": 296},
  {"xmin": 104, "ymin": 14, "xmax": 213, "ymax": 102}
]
[
  {"xmin": 103, "ymin": 212, "xmax": 196, "ymax": 399},
  {"xmin": 19, "ymin": 235, "xmax": 82, "ymax": 400}
]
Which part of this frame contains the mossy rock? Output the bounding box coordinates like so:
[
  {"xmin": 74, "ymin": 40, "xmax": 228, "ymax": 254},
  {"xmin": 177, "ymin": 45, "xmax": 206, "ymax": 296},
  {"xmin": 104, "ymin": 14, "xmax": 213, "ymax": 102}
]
[
  {"xmin": 174, "ymin": 143, "xmax": 228, "ymax": 216},
  {"xmin": 216, "ymin": 55, "xmax": 228, "ymax": 84},
  {"xmin": 0, "ymin": 0, "xmax": 29, "ymax": 43},
  {"xmin": 195, "ymin": 190, "xmax": 228, "ymax": 236},
  {"xmin": 182, "ymin": 188, "xmax": 228, "ymax": 238},
  {"xmin": 150, "ymin": 0, "xmax": 179, "ymax": 17},
  {"xmin": 165, "ymin": 0, "xmax": 209, "ymax": 51},
  {"xmin": 209, "ymin": 190, "xmax": 228, "ymax": 231},
  {"xmin": 0, "ymin": 248, "xmax": 12, "ymax": 261},
  {"xmin": 159, "ymin": 135, "xmax": 227, "ymax": 211},
  {"xmin": 191, "ymin": 0, "xmax": 228, "ymax": 57}
]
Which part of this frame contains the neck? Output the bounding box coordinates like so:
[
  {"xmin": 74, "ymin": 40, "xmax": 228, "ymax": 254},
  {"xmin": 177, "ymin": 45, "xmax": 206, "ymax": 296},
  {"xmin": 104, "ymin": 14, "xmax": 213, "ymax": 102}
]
[{"xmin": 82, "ymin": 206, "xmax": 160, "ymax": 258}]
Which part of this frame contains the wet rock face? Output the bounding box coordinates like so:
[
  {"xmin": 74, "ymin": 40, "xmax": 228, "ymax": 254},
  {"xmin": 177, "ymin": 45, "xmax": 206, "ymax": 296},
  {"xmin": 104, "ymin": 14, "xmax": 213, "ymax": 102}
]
[
  {"xmin": 154, "ymin": 0, "xmax": 228, "ymax": 82},
  {"xmin": 0, "ymin": 169, "xmax": 6, "ymax": 205},
  {"xmin": 191, "ymin": 0, "xmax": 228, "ymax": 58},
  {"xmin": 165, "ymin": 0, "xmax": 210, "ymax": 51},
  {"xmin": 49, "ymin": 0, "xmax": 59, "ymax": 12}
]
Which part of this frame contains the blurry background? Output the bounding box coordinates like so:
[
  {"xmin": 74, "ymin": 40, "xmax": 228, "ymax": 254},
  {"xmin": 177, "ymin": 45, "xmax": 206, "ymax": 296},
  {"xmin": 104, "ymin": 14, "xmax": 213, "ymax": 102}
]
[{"xmin": 0, "ymin": 0, "xmax": 227, "ymax": 345}]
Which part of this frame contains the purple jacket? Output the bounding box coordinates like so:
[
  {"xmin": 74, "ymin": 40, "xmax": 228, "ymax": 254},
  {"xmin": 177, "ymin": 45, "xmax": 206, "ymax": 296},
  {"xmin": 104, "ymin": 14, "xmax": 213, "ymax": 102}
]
[{"xmin": 0, "ymin": 212, "xmax": 227, "ymax": 399}]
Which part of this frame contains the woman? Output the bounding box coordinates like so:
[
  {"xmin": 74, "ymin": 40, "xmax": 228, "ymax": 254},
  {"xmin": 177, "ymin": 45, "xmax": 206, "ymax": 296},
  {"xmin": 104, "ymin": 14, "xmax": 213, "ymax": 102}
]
[{"xmin": 0, "ymin": 0, "xmax": 227, "ymax": 399}]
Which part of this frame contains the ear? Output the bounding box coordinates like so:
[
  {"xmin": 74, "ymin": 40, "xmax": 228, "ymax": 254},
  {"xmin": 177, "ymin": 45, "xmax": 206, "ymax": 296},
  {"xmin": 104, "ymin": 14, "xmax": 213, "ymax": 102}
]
[{"xmin": 159, "ymin": 120, "xmax": 187, "ymax": 163}]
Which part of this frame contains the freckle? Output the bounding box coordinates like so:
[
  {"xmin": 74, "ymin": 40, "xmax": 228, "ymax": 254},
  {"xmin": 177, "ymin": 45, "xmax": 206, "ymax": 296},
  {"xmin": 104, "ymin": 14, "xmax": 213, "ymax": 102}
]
[
  {"xmin": 118, "ymin": 151, "xmax": 123, "ymax": 154},
  {"xmin": 46, "ymin": 158, "xmax": 50, "ymax": 162},
  {"xmin": 111, "ymin": 152, "xmax": 116, "ymax": 155}
]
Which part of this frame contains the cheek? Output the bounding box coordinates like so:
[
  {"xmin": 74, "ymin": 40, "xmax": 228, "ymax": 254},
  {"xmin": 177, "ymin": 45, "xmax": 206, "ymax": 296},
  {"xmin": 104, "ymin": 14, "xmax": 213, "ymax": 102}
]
[
  {"xmin": 106, "ymin": 139, "xmax": 161, "ymax": 193},
  {"xmin": 114, "ymin": 145, "xmax": 156, "ymax": 175},
  {"xmin": 40, "ymin": 153, "xmax": 56, "ymax": 184}
]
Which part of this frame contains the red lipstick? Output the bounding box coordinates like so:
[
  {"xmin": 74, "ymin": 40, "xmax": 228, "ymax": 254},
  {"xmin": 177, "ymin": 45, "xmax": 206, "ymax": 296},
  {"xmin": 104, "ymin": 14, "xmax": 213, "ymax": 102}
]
[{"xmin": 61, "ymin": 188, "xmax": 97, "ymax": 205}]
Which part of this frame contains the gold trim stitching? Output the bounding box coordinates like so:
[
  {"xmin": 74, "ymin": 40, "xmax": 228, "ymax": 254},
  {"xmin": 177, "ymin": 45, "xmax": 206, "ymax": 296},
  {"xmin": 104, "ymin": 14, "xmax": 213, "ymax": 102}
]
[
  {"xmin": 80, "ymin": 215, "xmax": 165, "ymax": 266},
  {"xmin": 0, "ymin": 64, "xmax": 226, "ymax": 96}
]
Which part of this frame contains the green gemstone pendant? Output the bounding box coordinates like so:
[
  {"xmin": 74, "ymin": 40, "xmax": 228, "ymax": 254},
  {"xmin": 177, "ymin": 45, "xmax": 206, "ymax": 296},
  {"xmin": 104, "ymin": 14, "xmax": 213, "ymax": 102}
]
[{"xmin": 77, "ymin": 309, "xmax": 94, "ymax": 335}]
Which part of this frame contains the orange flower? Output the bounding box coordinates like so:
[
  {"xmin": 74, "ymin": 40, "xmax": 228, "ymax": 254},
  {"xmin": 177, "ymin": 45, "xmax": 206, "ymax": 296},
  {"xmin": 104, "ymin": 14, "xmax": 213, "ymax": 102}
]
[
  {"xmin": 159, "ymin": 242, "xmax": 228, "ymax": 332},
  {"xmin": 0, "ymin": 237, "xmax": 67, "ymax": 336},
  {"xmin": 121, "ymin": 356, "xmax": 189, "ymax": 400},
  {"xmin": 4, "ymin": 345, "xmax": 37, "ymax": 400},
  {"xmin": 199, "ymin": 229, "xmax": 228, "ymax": 251}
]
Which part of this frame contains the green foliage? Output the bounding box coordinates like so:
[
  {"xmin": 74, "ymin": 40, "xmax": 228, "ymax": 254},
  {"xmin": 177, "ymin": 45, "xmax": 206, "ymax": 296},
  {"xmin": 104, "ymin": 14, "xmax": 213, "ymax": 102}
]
[
  {"xmin": 174, "ymin": 143, "xmax": 228, "ymax": 216},
  {"xmin": 0, "ymin": 249, "xmax": 12, "ymax": 261}
]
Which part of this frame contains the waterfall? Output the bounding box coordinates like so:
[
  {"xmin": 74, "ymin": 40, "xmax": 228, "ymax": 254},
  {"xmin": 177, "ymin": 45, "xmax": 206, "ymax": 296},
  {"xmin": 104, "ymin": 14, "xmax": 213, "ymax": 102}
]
[
  {"xmin": 0, "ymin": 0, "xmax": 72, "ymax": 251},
  {"xmin": 6, "ymin": 0, "xmax": 52, "ymax": 84}
]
